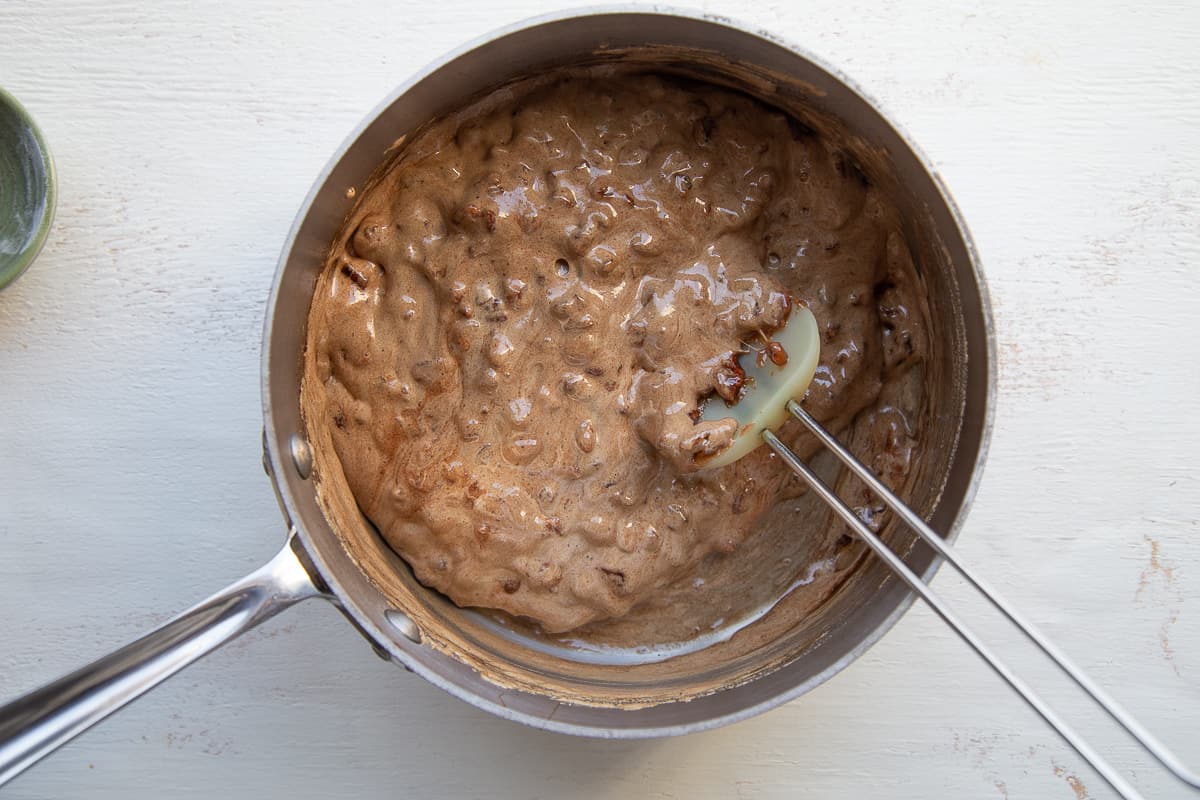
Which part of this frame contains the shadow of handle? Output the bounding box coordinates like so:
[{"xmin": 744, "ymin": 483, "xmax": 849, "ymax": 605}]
[{"xmin": 0, "ymin": 531, "xmax": 323, "ymax": 786}]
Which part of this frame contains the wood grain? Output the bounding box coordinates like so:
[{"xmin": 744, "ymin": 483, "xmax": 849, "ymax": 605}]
[{"xmin": 1, "ymin": 1, "xmax": 1197, "ymax": 797}]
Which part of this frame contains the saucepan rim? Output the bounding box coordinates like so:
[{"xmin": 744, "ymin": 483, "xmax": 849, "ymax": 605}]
[{"xmin": 260, "ymin": 4, "xmax": 997, "ymax": 737}]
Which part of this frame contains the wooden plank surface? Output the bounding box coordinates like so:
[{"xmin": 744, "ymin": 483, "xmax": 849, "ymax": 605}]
[{"xmin": 1, "ymin": 1, "xmax": 1197, "ymax": 797}]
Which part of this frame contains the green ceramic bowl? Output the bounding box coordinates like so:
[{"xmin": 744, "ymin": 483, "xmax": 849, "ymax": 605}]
[{"xmin": 0, "ymin": 87, "xmax": 56, "ymax": 290}]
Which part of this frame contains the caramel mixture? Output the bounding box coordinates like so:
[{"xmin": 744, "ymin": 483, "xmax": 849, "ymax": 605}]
[{"xmin": 306, "ymin": 72, "xmax": 928, "ymax": 635}]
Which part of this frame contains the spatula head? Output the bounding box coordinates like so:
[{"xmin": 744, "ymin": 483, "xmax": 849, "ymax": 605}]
[{"xmin": 698, "ymin": 305, "xmax": 820, "ymax": 469}]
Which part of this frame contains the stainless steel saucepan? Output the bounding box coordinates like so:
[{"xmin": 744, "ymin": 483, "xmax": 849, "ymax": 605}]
[{"xmin": 0, "ymin": 7, "xmax": 993, "ymax": 783}]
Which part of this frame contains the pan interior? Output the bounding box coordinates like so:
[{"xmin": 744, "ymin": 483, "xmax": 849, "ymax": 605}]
[{"xmin": 267, "ymin": 11, "xmax": 990, "ymax": 729}]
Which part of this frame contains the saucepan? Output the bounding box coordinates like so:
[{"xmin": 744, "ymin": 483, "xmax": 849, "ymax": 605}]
[{"xmin": 0, "ymin": 7, "xmax": 992, "ymax": 783}]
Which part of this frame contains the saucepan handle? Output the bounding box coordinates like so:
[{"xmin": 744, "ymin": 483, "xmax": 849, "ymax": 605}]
[{"xmin": 0, "ymin": 531, "xmax": 323, "ymax": 786}]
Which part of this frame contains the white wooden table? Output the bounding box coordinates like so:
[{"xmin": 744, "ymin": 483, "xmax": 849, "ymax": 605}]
[{"xmin": 2, "ymin": 2, "xmax": 1197, "ymax": 797}]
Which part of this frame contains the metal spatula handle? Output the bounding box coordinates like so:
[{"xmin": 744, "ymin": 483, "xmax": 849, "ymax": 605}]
[{"xmin": 764, "ymin": 400, "xmax": 1198, "ymax": 800}]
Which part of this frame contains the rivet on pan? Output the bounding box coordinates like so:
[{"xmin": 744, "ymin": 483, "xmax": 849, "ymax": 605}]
[
  {"xmin": 288, "ymin": 434, "xmax": 313, "ymax": 479},
  {"xmin": 385, "ymin": 609, "xmax": 422, "ymax": 644}
]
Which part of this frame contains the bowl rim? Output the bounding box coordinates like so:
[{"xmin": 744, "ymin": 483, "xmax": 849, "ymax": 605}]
[{"xmin": 0, "ymin": 86, "xmax": 57, "ymax": 290}]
